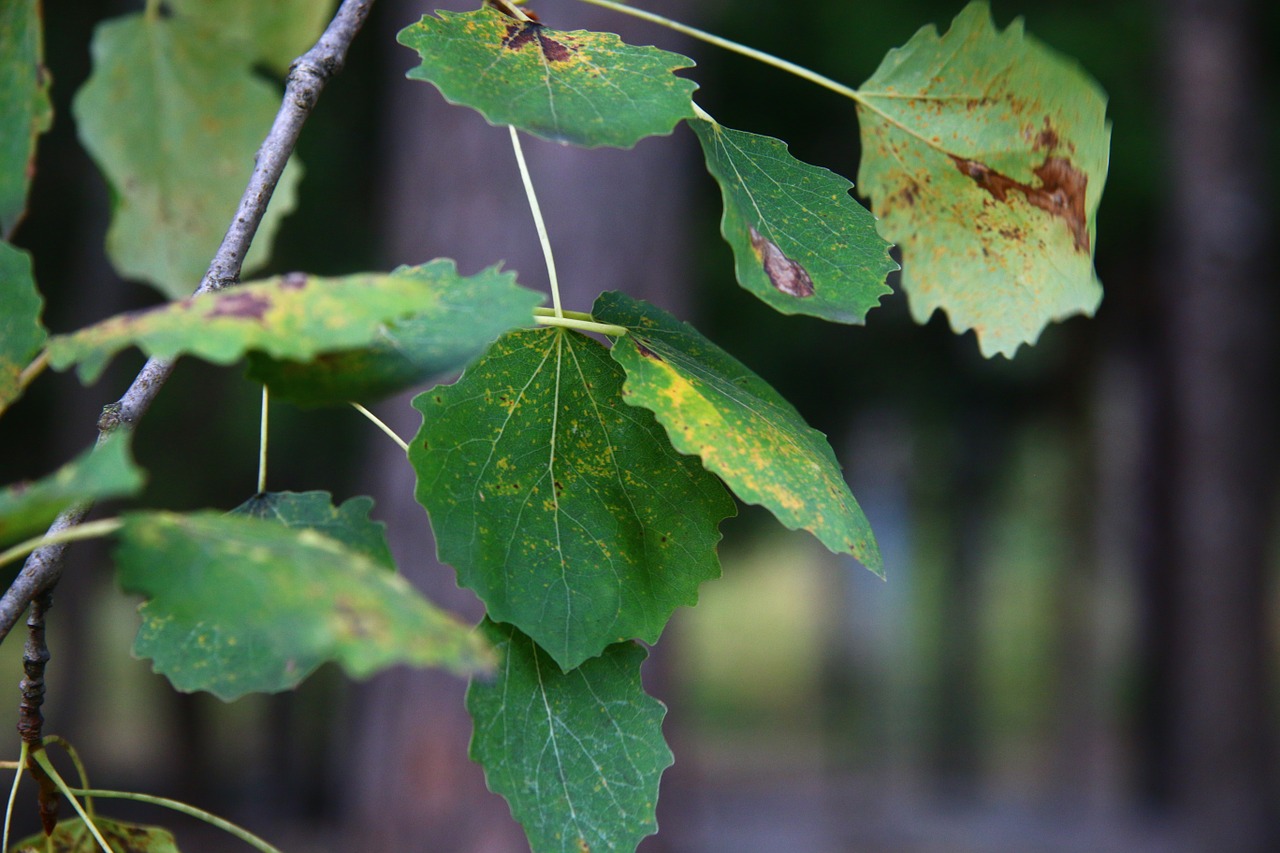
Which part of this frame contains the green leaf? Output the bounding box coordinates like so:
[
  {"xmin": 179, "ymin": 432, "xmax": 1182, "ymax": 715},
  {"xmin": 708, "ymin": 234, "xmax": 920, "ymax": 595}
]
[
  {"xmin": 397, "ymin": 8, "xmax": 697, "ymax": 148},
  {"xmin": 467, "ymin": 621, "xmax": 672, "ymax": 853},
  {"xmin": 594, "ymin": 292, "xmax": 881, "ymax": 574},
  {"xmin": 0, "ymin": 242, "xmax": 45, "ymax": 413},
  {"xmin": 47, "ymin": 270, "xmax": 452, "ymax": 385},
  {"xmin": 245, "ymin": 260, "xmax": 543, "ymax": 406},
  {"xmin": 0, "ymin": 433, "xmax": 144, "ymax": 549},
  {"xmin": 169, "ymin": 0, "xmax": 337, "ymax": 76},
  {"xmin": 231, "ymin": 490, "xmax": 395, "ymax": 570},
  {"xmin": 411, "ymin": 327, "xmax": 734, "ymax": 671},
  {"xmin": 0, "ymin": 0, "xmax": 53, "ymax": 238},
  {"xmin": 9, "ymin": 816, "xmax": 179, "ymax": 852},
  {"xmin": 72, "ymin": 11, "xmax": 301, "ymax": 299},
  {"xmin": 692, "ymin": 117, "xmax": 896, "ymax": 323},
  {"xmin": 855, "ymin": 1, "xmax": 1110, "ymax": 357},
  {"xmin": 115, "ymin": 511, "xmax": 493, "ymax": 701}
]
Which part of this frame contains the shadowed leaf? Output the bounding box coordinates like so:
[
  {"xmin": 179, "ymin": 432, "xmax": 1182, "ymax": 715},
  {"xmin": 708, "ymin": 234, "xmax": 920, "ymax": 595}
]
[
  {"xmin": 0, "ymin": 0, "xmax": 52, "ymax": 238},
  {"xmin": 0, "ymin": 242, "xmax": 45, "ymax": 413},
  {"xmin": 10, "ymin": 816, "xmax": 179, "ymax": 852},
  {"xmin": 170, "ymin": 0, "xmax": 336, "ymax": 76},
  {"xmin": 231, "ymin": 490, "xmax": 395, "ymax": 570}
]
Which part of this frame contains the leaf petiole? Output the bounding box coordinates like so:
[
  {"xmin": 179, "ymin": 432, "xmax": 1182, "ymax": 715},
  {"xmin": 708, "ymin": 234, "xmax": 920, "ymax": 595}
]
[
  {"xmin": 257, "ymin": 385, "xmax": 270, "ymax": 494},
  {"xmin": 0, "ymin": 519, "xmax": 124, "ymax": 572},
  {"xmin": 350, "ymin": 403, "xmax": 410, "ymax": 453},
  {"xmin": 2, "ymin": 742, "xmax": 24, "ymax": 853},
  {"xmin": 508, "ymin": 126, "xmax": 563, "ymax": 318},
  {"xmin": 67, "ymin": 787, "xmax": 285, "ymax": 853},
  {"xmin": 534, "ymin": 314, "xmax": 628, "ymax": 337},
  {"xmin": 30, "ymin": 749, "xmax": 112, "ymax": 853}
]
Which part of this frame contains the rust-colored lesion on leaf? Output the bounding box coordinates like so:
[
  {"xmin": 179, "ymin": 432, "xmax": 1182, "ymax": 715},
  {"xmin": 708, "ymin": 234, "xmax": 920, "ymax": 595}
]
[
  {"xmin": 205, "ymin": 291, "xmax": 272, "ymax": 321},
  {"xmin": 501, "ymin": 21, "xmax": 575, "ymax": 63},
  {"xmin": 748, "ymin": 226, "xmax": 815, "ymax": 297}
]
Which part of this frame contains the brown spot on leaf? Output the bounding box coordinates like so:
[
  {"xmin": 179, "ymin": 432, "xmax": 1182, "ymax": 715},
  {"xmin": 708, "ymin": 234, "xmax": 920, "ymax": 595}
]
[
  {"xmin": 950, "ymin": 154, "xmax": 1090, "ymax": 253},
  {"xmin": 206, "ymin": 291, "xmax": 272, "ymax": 320},
  {"xmin": 634, "ymin": 341, "xmax": 662, "ymax": 360},
  {"xmin": 748, "ymin": 226, "xmax": 815, "ymax": 297},
  {"xmin": 502, "ymin": 21, "xmax": 575, "ymax": 63}
]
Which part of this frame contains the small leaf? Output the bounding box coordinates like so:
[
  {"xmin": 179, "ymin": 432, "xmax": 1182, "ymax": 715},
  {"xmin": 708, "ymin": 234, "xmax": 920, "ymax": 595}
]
[
  {"xmin": 245, "ymin": 260, "xmax": 543, "ymax": 406},
  {"xmin": 231, "ymin": 490, "xmax": 395, "ymax": 570},
  {"xmin": 398, "ymin": 7, "xmax": 697, "ymax": 148},
  {"xmin": 9, "ymin": 816, "xmax": 179, "ymax": 852},
  {"xmin": 115, "ymin": 511, "xmax": 493, "ymax": 701},
  {"xmin": 47, "ymin": 271, "xmax": 452, "ymax": 384},
  {"xmin": 692, "ymin": 118, "xmax": 896, "ymax": 323},
  {"xmin": 411, "ymin": 327, "xmax": 735, "ymax": 671},
  {"xmin": 467, "ymin": 621, "xmax": 672, "ymax": 853},
  {"xmin": 0, "ymin": 242, "xmax": 45, "ymax": 413},
  {"xmin": 0, "ymin": 432, "xmax": 144, "ymax": 549},
  {"xmin": 856, "ymin": 1, "xmax": 1110, "ymax": 357},
  {"xmin": 0, "ymin": 0, "xmax": 53, "ymax": 238},
  {"xmin": 72, "ymin": 11, "xmax": 301, "ymax": 298},
  {"xmin": 169, "ymin": 0, "xmax": 337, "ymax": 76},
  {"xmin": 594, "ymin": 292, "xmax": 881, "ymax": 574}
]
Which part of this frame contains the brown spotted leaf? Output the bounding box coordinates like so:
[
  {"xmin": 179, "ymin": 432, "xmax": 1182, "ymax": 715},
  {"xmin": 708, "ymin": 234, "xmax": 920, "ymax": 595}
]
[
  {"xmin": 397, "ymin": 7, "xmax": 697, "ymax": 148},
  {"xmin": 856, "ymin": 1, "xmax": 1110, "ymax": 357},
  {"xmin": 0, "ymin": 0, "xmax": 52, "ymax": 238},
  {"xmin": 10, "ymin": 816, "xmax": 180, "ymax": 852},
  {"xmin": 594, "ymin": 292, "xmax": 881, "ymax": 575},
  {"xmin": 45, "ymin": 269, "xmax": 455, "ymax": 384}
]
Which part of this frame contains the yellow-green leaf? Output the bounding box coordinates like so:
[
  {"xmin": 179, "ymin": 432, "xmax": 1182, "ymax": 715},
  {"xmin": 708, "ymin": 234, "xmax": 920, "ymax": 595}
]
[
  {"xmin": 0, "ymin": 0, "xmax": 52, "ymax": 238},
  {"xmin": 0, "ymin": 242, "xmax": 45, "ymax": 413},
  {"xmin": 9, "ymin": 816, "xmax": 179, "ymax": 852}
]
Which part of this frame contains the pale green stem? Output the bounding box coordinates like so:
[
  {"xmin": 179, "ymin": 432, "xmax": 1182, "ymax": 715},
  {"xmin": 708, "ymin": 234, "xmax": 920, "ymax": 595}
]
[
  {"xmin": 489, "ymin": 0, "xmax": 534, "ymax": 22},
  {"xmin": 43, "ymin": 736, "xmax": 93, "ymax": 817},
  {"xmin": 534, "ymin": 315, "xmax": 628, "ymax": 337},
  {"xmin": 0, "ymin": 519, "xmax": 124, "ymax": 573},
  {"xmin": 534, "ymin": 306, "xmax": 597, "ymax": 322},
  {"xmin": 31, "ymin": 750, "xmax": 111, "ymax": 853},
  {"xmin": 2, "ymin": 743, "xmax": 25, "ymax": 853},
  {"xmin": 508, "ymin": 126, "xmax": 563, "ymax": 318},
  {"xmin": 350, "ymin": 403, "xmax": 409, "ymax": 453},
  {"xmin": 143, "ymin": 0, "xmax": 162, "ymax": 22},
  {"xmin": 691, "ymin": 101, "xmax": 716, "ymax": 123},
  {"xmin": 257, "ymin": 385, "xmax": 270, "ymax": 494},
  {"xmin": 68, "ymin": 788, "xmax": 285, "ymax": 853}
]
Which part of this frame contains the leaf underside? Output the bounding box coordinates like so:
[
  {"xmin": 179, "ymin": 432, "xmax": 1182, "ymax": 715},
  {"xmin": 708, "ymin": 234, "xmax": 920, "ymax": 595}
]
[
  {"xmin": 10, "ymin": 816, "xmax": 180, "ymax": 853},
  {"xmin": 0, "ymin": 0, "xmax": 53, "ymax": 239},
  {"xmin": 594, "ymin": 292, "xmax": 881, "ymax": 575},
  {"xmin": 855, "ymin": 1, "xmax": 1110, "ymax": 357},
  {"xmin": 692, "ymin": 118, "xmax": 896, "ymax": 323},
  {"xmin": 231, "ymin": 490, "xmax": 396, "ymax": 570},
  {"xmin": 467, "ymin": 621, "xmax": 672, "ymax": 853},
  {"xmin": 410, "ymin": 327, "xmax": 735, "ymax": 671},
  {"xmin": 0, "ymin": 242, "xmax": 46, "ymax": 413},
  {"xmin": 169, "ymin": 0, "xmax": 336, "ymax": 77},
  {"xmin": 115, "ymin": 511, "xmax": 493, "ymax": 701},
  {"xmin": 397, "ymin": 7, "xmax": 697, "ymax": 148}
]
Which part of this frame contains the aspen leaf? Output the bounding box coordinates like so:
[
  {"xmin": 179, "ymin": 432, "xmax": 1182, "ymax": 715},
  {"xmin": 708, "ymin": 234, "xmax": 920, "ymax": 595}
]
[
  {"xmin": 10, "ymin": 816, "xmax": 179, "ymax": 852},
  {"xmin": 0, "ymin": 0, "xmax": 52, "ymax": 238},
  {"xmin": 0, "ymin": 242, "xmax": 45, "ymax": 413}
]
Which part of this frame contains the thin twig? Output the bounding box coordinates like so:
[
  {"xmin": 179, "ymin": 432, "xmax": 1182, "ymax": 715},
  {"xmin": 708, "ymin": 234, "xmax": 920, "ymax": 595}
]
[{"xmin": 0, "ymin": 0, "xmax": 376, "ymax": 644}]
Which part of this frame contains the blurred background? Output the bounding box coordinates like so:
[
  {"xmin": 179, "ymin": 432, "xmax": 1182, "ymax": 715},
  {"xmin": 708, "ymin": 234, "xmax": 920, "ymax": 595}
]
[{"xmin": 1, "ymin": 0, "xmax": 1277, "ymax": 850}]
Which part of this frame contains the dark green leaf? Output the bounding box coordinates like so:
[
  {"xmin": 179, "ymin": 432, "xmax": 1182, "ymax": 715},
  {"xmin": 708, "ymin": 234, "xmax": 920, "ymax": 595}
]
[
  {"xmin": 0, "ymin": 0, "xmax": 53, "ymax": 238},
  {"xmin": 594, "ymin": 292, "xmax": 881, "ymax": 574},
  {"xmin": 9, "ymin": 816, "xmax": 179, "ymax": 852},
  {"xmin": 115, "ymin": 511, "xmax": 493, "ymax": 701},
  {"xmin": 245, "ymin": 261, "xmax": 543, "ymax": 406},
  {"xmin": 0, "ymin": 433, "xmax": 144, "ymax": 549},
  {"xmin": 692, "ymin": 117, "xmax": 895, "ymax": 323},
  {"xmin": 47, "ymin": 271, "xmax": 452, "ymax": 385},
  {"xmin": 169, "ymin": 0, "xmax": 337, "ymax": 76},
  {"xmin": 856, "ymin": 1, "xmax": 1110, "ymax": 357},
  {"xmin": 72, "ymin": 11, "xmax": 301, "ymax": 298},
  {"xmin": 0, "ymin": 242, "xmax": 45, "ymax": 413},
  {"xmin": 398, "ymin": 8, "xmax": 697, "ymax": 148},
  {"xmin": 411, "ymin": 327, "xmax": 735, "ymax": 671},
  {"xmin": 467, "ymin": 621, "xmax": 672, "ymax": 853},
  {"xmin": 231, "ymin": 490, "xmax": 395, "ymax": 570}
]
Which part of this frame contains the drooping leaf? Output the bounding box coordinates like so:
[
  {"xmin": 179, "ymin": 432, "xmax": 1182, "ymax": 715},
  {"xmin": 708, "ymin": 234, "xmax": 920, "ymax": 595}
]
[
  {"xmin": 72, "ymin": 11, "xmax": 301, "ymax": 299},
  {"xmin": 855, "ymin": 1, "xmax": 1110, "ymax": 357},
  {"xmin": 397, "ymin": 7, "xmax": 697, "ymax": 148},
  {"xmin": 0, "ymin": 0, "xmax": 53, "ymax": 238},
  {"xmin": 692, "ymin": 117, "xmax": 896, "ymax": 323},
  {"xmin": 47, "ymin": 271, "xmax": 451, "ymax": 385},
  {"xmin": 169, "ymin": 0, "xmax": 337, "ymax": 76},
  {"xmin": 115, "ymin": 511, "xmax": 493, "ymax": 701},
  {"xmin": 0, "ymin": 432, "xmax": 144, "ymax": 549},
  {"xmin": 231, "ymin": 490, "xmax": 395, "ymax": 570},
  {"xmin": 467, "ymin": 621, "xmax": 672, "ymax": 853},
  {"xmin": 0, "ymin": 242, "xmax": 45, "ymax": 413},
  {"xmin": 9, "ymin": 815, "xmax": 179, "ymax": 852},
  {"xmin": 411, "ymin": 327, "xmax": 735, "ymax": 671},
  {"xmin": 245, "ymin": 261, "xmax": 543, "ymax": 406},
  {"xmin": 594, "ymin": 292, "xmax": 881, "ymax": 575}
]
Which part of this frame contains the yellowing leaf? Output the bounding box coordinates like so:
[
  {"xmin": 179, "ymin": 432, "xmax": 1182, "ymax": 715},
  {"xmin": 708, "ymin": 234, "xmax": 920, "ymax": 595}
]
[{"xmin": 0, "ymin": 0, "xmax": 52, "ymax": 238}]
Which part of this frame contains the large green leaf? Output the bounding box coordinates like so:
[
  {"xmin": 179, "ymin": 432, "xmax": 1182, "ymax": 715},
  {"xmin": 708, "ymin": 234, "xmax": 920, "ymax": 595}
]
[
  {"xmin": 72, "ymin": 11, "xmax": 301, "ymax": 299},
  {"xmin": 855, "ymin": 1, "xmax": 1110, "ymax": 357},
  {"xmin": 467, "ymin": 621, "xmax": 672, "ymax": 853},
  {"xmin": 246, "ymin": 261, "xmax": 543, "ymax": 406},
  {"xmin": 0, "ymin": 242, "xmax": 45, "ymax": 413},
  {"xmin": 0, "ymin": 0, "xmax": 52, "ymax": 238},
  {"xmin": 10, "ymin": 816, "xmax": 179, "ymax": 852},
  {"xmin": 692, "ymin": 117, "xmax": 896, "ymax": 323},
  {"xmin": 231, "ymin": 490, "xmax": 395, "ymax": 570},
  {"xmin": 594, "ymin": 292, "xmax": 881, "ymax": 575},
  {"xmin": 398, "ymin": 8, "xmax": 697, "ymax": 148},
  {"xmin": 115, "ymin": 511, "xmax": 492, "ymax": 701},
  {"xmin": 411, "ymin": 327, "xmax": 735, "ymax": 671},
  {"xmin": 0, "ymin": 433, "xmax": 144, "ymax": 549},
  {"xmin": 170, "ymin": 0, "xmax": 337, "ymax": 76},
  {"xmin": 47, "ymin": 270, "xmax": 451, "ymax": 384}
]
